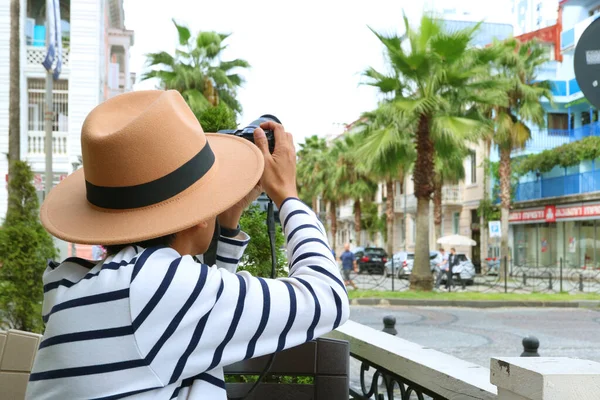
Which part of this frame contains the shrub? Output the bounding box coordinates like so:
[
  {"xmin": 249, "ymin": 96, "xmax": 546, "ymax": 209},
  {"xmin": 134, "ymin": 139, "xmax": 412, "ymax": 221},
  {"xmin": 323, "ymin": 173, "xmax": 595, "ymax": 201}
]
[{"xmin": 0, "ymin": 162, "xmax": 57, "ymax": 332}]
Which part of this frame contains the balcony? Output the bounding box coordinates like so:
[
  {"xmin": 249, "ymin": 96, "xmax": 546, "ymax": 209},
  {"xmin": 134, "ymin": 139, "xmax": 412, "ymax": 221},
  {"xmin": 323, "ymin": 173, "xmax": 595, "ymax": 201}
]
[
  {"xmin": 561, "ymin": 13, "xmax": 600, "ymax": 53},
  {"xmin": 394, "ymin": 193, "xmax": 417, "ymax": 213},
  {"xmin": 515, "ymin": 169, "xmax": 600, "ymax": 202},
  {"xmin": 27, "ymin": 131, "xmax": 68, "ymax": 158},
  {"xmin": 26, "ymin": 46, "xmax": 70, "ymax": 71},
  {"xmin": 393, "ymin": 186, "xmax": 462, "ymax": 213},
  {"xmin": 506, "ymin": 121, "xmax": 600, "ymax": 158}
]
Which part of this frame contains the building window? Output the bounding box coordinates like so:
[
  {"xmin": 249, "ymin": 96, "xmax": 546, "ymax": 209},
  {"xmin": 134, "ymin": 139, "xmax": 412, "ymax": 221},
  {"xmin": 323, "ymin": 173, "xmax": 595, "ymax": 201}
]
[
  {"xmin": 470, "ymin": 152, "xmax": 476, "ymax": 184},
  {"xmin": 452, "ymin": 212, "xmax": 460, "ymax": 234},
  {"xmin": 547, "ymin": 113, "xmax": 569, "ymax": 132},
  {"xmin": 28, "ymin": 78, "xmax": 69, "ymax": 132}
]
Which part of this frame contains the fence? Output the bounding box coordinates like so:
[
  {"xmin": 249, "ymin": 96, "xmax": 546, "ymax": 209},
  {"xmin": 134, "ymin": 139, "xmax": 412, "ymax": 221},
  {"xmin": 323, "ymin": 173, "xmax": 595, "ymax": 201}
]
[
  {"xmin": 347, "ymin": 257, "xmax": 600, "ymax": 294},
  {"xmin": 515, "ymin": 169, "xmax": 600, "ymax": 202}
]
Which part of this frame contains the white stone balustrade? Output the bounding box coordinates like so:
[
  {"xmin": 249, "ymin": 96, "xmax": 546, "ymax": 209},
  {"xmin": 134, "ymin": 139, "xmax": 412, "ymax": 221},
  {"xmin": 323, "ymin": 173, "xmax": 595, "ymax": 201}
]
[{"xmin": 492, "ymin": 357, "xmax": 600, "ymax": 400}]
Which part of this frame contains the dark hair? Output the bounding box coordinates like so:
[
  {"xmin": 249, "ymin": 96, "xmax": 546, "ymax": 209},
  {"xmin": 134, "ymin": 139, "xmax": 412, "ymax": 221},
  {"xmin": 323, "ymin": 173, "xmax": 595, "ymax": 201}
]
[
  {"xmin": 439, "ymin": 248, "xmax": 445, "ymax": 252},
  {"xmin": 104, "ymin": 233, "xmax": 177, "ymax": 257},
  {"xmin": 450, "ymin": 247, "xmax": 456, "ymax": 252}
]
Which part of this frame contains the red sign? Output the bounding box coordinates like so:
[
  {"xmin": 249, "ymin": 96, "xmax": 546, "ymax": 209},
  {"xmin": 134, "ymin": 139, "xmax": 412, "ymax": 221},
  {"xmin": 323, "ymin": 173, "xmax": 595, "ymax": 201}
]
[
  {"xmin": 545, "ymin": 205, "xmax": 556, "ymax": 222},
  {"xmin": 510, "ymin": 204, "xmax": 600, "ymax": 223}
]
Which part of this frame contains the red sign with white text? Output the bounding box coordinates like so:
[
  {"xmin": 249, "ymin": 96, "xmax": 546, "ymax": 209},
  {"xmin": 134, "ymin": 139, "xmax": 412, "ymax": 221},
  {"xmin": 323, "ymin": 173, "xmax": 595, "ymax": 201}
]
[
  {"xmin": 510, "ymin": 204, "xmax": 600, "ymax": 223},
  {"xmin": 545, "ymin": 205, "xmax": 556, "ymax": 222}
]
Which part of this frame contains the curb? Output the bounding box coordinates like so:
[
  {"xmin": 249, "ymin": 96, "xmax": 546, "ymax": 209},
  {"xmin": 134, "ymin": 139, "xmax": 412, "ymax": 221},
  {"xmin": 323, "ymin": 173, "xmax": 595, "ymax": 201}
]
[{"xmin": 350, "ymin": 298, "xmax": 600, "ymax": 308}]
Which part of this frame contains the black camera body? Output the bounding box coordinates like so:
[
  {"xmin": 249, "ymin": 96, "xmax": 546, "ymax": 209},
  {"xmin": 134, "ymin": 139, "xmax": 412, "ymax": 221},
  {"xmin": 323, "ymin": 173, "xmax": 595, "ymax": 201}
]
[{"xmin": 218, "ymin": 114, "xmax": 280, "ymax": 153}]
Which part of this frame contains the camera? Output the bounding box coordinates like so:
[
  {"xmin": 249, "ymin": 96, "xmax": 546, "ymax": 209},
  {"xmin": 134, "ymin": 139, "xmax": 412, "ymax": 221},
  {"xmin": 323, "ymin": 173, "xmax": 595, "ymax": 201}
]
[{"xmin": 218, "ymin": 114, "xmax": 280, "ymax": 153}]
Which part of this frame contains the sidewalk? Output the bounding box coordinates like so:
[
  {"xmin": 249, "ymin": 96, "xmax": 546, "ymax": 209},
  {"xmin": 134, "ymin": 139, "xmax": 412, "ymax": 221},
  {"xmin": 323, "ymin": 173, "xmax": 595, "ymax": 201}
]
[{"xmin": 350, "ymin": 297, "xmax": 600, "ymax": 308}]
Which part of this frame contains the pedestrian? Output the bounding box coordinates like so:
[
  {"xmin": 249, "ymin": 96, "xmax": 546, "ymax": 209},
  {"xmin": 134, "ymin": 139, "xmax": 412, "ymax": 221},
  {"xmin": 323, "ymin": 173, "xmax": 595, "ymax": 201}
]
[
  {"xmin": 340, "ymin": 243, "xmax": 358, "ymax": 290},
  {"xmin": 434, "ymin": 248, "xmax": 449, "ymax": 289},
  {"xmin": 26, "ymin": 90, "xmax": 349, "ymax": 399},
  {"xmin": 449, "ymin": 247, "xmax": 466, "ymax": 290}
]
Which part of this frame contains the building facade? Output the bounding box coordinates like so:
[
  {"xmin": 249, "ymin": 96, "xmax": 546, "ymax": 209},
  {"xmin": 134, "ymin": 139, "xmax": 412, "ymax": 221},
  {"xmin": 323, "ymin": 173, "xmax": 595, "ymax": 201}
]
[
  {"xmin": 0, "ymin": 0, "xmax": 134, "ymax": 258},
  {"xmin": 501, "ymin": 0, "xmax": 600, "ymax": 268},
  {"xmin": 512, "ymin": 0, "xmax": 560, "ymax": 35}
]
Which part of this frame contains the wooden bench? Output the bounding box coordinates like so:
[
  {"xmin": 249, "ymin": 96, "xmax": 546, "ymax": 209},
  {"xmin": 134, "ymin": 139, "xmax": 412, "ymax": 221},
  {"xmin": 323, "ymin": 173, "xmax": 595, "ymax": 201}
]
[
  {"xmin": 0, "ymin": 330, "xmax": 42, "ymax": 400},
  {"xmin": 224, "ymin": 338, "xmax": 350, "ymax": 400}
]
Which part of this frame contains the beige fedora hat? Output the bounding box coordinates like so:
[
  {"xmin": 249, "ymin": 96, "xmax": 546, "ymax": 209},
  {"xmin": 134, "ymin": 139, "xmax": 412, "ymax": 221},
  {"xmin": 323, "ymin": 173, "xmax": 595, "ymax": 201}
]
[{"xmin": 40, "ymin": 90, "xmax": 264, "ymax": 245}]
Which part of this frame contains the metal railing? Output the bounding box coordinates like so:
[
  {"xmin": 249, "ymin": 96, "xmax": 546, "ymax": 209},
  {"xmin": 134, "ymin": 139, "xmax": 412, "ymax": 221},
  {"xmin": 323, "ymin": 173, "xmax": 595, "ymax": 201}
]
[
  {"xmin": 346, "ymin": 257, "xmax": 600, "ymax": 294},
  {"xmin": 515, "ymin": 169, "xmax": 600, "ymax": 202}
]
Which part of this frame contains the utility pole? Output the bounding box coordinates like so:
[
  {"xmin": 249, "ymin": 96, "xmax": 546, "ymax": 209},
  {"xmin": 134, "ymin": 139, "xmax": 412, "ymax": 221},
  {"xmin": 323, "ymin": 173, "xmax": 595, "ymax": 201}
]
[{"xmin": 42, "ymin": 0, "xmax": 62, "ymax": 199}]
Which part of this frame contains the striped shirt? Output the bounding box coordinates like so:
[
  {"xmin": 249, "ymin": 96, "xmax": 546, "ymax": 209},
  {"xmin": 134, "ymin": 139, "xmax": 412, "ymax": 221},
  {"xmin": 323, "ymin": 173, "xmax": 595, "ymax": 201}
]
[{"xmin": 26, "ymin": 198, "xmax": 349, "ymax": 399}]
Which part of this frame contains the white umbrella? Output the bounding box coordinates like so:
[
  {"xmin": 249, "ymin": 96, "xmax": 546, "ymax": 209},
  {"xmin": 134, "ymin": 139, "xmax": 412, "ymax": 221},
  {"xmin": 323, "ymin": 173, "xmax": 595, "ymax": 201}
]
[{"xmin": 436, "ymin": 234, "xmax": 477, "ymax": 247}]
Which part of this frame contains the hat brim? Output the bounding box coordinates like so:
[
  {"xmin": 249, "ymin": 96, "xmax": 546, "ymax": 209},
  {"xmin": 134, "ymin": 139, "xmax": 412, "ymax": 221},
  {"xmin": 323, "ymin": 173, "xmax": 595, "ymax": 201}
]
[{"xmin": 40, "ymin": 134, "xmax": 265, "ymax": 245}]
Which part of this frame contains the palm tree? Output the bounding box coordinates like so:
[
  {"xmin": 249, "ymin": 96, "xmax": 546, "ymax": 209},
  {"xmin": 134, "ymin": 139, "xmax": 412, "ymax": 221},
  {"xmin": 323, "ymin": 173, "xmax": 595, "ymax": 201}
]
[
  {"xmin": 142, "ymin": 20, "xmax": 249, "ymax": 116},
  {"xmin": 354, "ymin": 104, "xmax": 415, "ymax": 257},
  {"xmin": 9, "ymin": 0, "xmax": 20, "ymax": 171},
  {"xmin": 433, "ymin": 147, "xmax": 468, "ymax": 242},
  {"xmin": 365, "ymin": 15, "xmax": 500, "ymax": 290},
  {"xmin": 490, "ymin": 38, "xmax": 553, "ymax": 275},
  {"xmin": 330, "ymin": 135, "xmax": 378, "ymax": 246},
  {"xmin": 297, "ymin": 135, "xmax": 328, "ymax": 212}
]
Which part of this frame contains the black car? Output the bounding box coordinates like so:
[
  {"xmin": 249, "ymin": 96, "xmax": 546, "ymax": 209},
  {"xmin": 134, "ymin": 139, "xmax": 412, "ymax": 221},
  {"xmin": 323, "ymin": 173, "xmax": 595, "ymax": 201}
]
[{"xmin": 355, "ymin": 247, "xmax": 388, "ymax": 274}]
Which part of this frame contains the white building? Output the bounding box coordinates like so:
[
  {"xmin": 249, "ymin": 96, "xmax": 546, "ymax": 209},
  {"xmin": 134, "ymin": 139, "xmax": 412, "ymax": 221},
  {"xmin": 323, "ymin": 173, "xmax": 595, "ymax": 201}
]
[
  {"xmin": 512, "ymin": 0, "xmax": 559, "ymax": 35},
  {"xmin": 0, "ymin": 0, "xmax": 134, "ymax": 258}
]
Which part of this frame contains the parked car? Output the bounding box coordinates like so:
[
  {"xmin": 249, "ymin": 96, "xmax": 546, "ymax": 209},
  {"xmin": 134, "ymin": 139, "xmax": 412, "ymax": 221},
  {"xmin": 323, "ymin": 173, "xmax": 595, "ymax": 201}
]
[
  {"xmin": 436, "ymin": 253, "xmax": 476, "ymax": 285},
  {"xmin": 355, "ymin": 247, "xmax": 388, "ymax": 275},
  {"xmin": 384, "ymin": 252, "xmax": 412, "ymax": 277},
  {"xmin": 397, "ymin": 251, "xmax": 439, "ymax": 279}
]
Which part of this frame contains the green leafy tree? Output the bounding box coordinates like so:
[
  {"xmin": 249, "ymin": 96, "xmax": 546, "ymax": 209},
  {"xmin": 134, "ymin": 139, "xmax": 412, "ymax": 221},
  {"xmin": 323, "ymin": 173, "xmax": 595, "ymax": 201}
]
[
  {"xmin": 143, "ymin": 20, "xmax": 249, "ymax": 116},
  {"xmin": 365, "ymin": 15, "xmax": 501, "ymax": 290},
  {"xmin": 297, "ymin": 135, "xmax": 328, "ymax": 212},
  {"xmin": 329, "ymin": 134, "xmax": 378, "ymax": 247},
  {"xmin": 0, "ymin": 161, "xmax": 57, "ymax": 332},
  {"xmin": 197, "ymin": 103, "xmax": 237, "ymax": 132},
  {"xmin": 354, "ymin": 104, "xmax": 415, "ymax": 256},
  {"xmin": 238, "ymin": 204, "xmax": 286, "ymax": 278},
  {"xmin": 489, "ymin": 38, "xmax": 553, "ymax": 275}
]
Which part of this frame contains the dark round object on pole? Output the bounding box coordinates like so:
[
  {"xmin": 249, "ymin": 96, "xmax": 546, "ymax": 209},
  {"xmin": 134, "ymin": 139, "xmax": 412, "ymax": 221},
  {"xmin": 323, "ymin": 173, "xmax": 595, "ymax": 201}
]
[
  {"xmin": 521, "ymin": 336, "xmax": 540, "ymax": 357},
  {"xmin": 382, "ymin": 316, "xmax": 397, "ymax": 336},
  {"xmin": 574, "ymin": 17, "xmax": 600, "ymax": 109}
]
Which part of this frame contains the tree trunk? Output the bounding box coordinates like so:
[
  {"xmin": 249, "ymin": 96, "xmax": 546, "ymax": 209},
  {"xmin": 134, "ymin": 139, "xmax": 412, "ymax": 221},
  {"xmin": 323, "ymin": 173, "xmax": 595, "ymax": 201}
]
[
  {"xmin": 410, "ymin": 115, "xmax": 435, "ymax": 291},
  {"xmin": 330, "ymin": 201, "xmax": 337, "ymax": 254},
  {"xmin": 433, "ymin": 174, "xmax": 442, "ymax": 244},
  {"xmin": 480, "ymin": 139, "xmax": 491, "ymax": 272},
  {"xmin": 312, "ymin": 197, "xmax": 318, "ymax": 214},
  {"xmin": 9, "ymin": 0, "xmax": 20, "ymax": 172},
  {"xmin": 385, "ymin": 180, "xmax": 394, "ymax": 257},
  {"xmin": 353, "ymin": 199, "xmax": 361, "ymax": 247},
  {"xmin": 499, "ymin": 146, "xmax": 512, "ymax": 280}
]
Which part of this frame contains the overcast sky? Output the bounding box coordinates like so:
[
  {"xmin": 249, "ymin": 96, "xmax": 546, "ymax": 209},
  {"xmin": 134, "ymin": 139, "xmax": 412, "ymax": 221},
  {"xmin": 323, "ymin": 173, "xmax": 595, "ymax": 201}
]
[{"xmin": 124, "ymin": 0, "xmax": 513, "ymax": 144}]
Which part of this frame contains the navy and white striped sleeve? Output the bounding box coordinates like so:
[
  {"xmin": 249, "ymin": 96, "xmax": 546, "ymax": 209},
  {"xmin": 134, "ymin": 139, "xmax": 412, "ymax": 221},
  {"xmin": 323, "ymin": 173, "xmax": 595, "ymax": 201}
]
[
  {"xmin": 129, "ymin": 198, "xmax": 349, "ymax": 386},
  {"xmin": 195, "ymin": 233, "xmax": 250, "ymax": 272}
]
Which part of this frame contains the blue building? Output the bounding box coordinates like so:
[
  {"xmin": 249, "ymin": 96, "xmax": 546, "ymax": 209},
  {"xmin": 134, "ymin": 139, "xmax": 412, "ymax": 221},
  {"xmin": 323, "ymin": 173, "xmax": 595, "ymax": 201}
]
[{"xmin": 505, "ymin": 0, "xmax": 600, "ymax": 269}]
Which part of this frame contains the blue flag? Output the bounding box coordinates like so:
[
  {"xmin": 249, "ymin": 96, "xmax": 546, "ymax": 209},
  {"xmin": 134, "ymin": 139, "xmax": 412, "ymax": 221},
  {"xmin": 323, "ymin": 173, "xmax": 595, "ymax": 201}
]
[{"xmin": 42, "ymin": 0, "xmax": 62, "ymax": 79}]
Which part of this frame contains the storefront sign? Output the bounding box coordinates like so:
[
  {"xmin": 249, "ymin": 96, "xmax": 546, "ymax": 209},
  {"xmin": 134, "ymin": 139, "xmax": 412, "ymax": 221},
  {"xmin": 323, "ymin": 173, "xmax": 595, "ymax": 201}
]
[
  {"xmin": 511, "ymin": 204, "xmax": 600, "ymax": 223},
  {"xmin": 544, "ymin": 205, "xmax": 556, "ymax": 222}
]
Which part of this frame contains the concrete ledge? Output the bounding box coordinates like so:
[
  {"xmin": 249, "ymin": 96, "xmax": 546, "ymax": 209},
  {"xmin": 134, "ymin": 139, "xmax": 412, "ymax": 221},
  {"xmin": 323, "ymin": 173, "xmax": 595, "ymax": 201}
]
[
  {"xmin": 350, "ymin": 298, "xmax": 600, "ymax": 308},
  {"xmin": 326, "ymin": 321, "xmax": 497, "ymax": 399}
]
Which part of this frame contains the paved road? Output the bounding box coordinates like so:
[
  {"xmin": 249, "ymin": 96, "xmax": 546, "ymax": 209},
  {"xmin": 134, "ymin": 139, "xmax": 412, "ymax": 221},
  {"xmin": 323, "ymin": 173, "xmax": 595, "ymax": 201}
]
[{"xmin": 350, "ymin": 305, "xmax": 600, "ymax": 367}]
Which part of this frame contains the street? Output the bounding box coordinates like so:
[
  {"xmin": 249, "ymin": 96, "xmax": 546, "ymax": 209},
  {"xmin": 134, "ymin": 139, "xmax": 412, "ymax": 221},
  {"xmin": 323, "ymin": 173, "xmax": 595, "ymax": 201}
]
[{"xmin": 349, "ymin": 305, "xmax": 600, "ymax": 367}]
